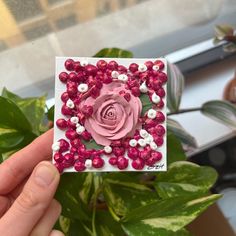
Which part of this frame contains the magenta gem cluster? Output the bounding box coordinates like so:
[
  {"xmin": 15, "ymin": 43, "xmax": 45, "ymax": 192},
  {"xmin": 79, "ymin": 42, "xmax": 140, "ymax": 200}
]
[{"xmin": 53, "ymin": 58, "xmax": 167, "ymax": 173}]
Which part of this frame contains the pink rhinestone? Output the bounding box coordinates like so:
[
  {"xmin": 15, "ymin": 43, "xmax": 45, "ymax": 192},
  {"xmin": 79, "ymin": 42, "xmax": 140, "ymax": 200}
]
[
  {"xmin": 129, "ymin": 63, "xmax": 138, "ymax": 73},
  {"xmin": 95, "ymin": 80, "xmax": 103, "ymax": 89},
  {"xmin": 111, "ymin": 140, "xmax": 122, "ymax": 147},
  {"xmin": 92, "ymin": 156, "xmax": 104, "ymax": 168},
  {"xmin": 74, "ymin": 161, "xmax": 86, "ymax": 171},
  {"xmin": 144, "ymin": 118, "xmax": 158, "ymax": 129},
  {"xmin": 109, "ymin": 157, "xmax": 117, "ymax": 165},
  {"xmin": 74, "ymin": 61, "xmax": 83, "ymax": 72},
  {"xmin": 64, "ymin": 153, "xmax": 75, "ymax": 165},
  {"xmin": 56, "ymin": 119, "xmax": 67, "ymax": 130},
  {"xmin": 54, "ymin": 152, "xmax": 63, "ymax": 163},
  {"xmin": 124, "ymin": 93, "xmax": 131, "ymax": 102},
  {"xmin": 118, "ymin": 65, "xmax": 127, "ymax": 73},
  {"xmin": 132, "ymin": 158, "xmax": 145, "ymax": 170},
  {"xmin": 68, "ymin": 72, "xmax": 78, "ymax": 82},
  {"xmin": 154, "ymin": 136, "xmax": 164, "ymax": 146},
  {"xmin": 67, "ymin": 85, "xmax": 77, "ymax": 97},
  {"xmin": 108, "ymin": 60, "xmax": 118, "ymax": 70},
  {"xmin": 82, "ymin": 105, "xmax": 93, "ymax": 117},
  {"xmin": 70, "ymin": 147, "xmax": 77, "ymax": 155},
  {"xmin": 117, "ymin": 156, "xmax": 129, "ymax": 170},
  {"xmin": 123, "ymin": 137, "xmax": 131, "ymax": 148},
  {"xmin": 65, "ymin": 129, "xmax": 78, "ymax": 140},
  {"xmin": 156, "ymin": 99, "xmax": 164, "ymax": 109},
  {"xmin": 59, "ymin": 72, "xmax": 68, "ymax": 83},
  {"xmin": 127, "ymin": 147, "xmax": 139, "ymax": 160},
  {"xmin": 157, "ymin": 71, "xmax": 167, "ymax": 83},
  {"xmin": 139, "ymin": 150, "xmax": 150, "ymax": 160},
  {"xmin": 146, "ymin": 151, "xmax": 162, "ymax": 166},
  {"xmin": 91, "ymin": 87, "xmax": 100, "ymax": 99},
  {"xmin": 59, "ymin": 139, "xmax": 69, "ymax": 152},
  {"xmin": 65, "ymin": 59, "xmax": 74, "ymax": 71},
  {"xmin": 97, "ymin": 60, "xmax": 107, "ymax": 71}
]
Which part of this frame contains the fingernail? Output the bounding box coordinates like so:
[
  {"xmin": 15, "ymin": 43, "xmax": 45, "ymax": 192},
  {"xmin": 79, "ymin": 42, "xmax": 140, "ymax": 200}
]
[{"xmin": 34, "ymin": 163, "xmax": 57, "ymax": 187}]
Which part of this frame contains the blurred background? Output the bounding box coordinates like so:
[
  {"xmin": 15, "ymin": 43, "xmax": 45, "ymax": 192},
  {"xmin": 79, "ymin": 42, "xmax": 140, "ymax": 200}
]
[{"xmin": 0, "ymin": 0, "xmax": 236, "ymax": 235}]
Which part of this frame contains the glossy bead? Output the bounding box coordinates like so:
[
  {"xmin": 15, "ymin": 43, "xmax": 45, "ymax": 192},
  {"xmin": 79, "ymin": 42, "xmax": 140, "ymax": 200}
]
[
  {"xmin": 68, "ymin": 72, "xmax": 78, "ymax": 82},
  {"xmin": 150, "ymin": 141, "xmax": 158, "ymax": 151},
  {"xmin": 146, "ymin": 152, "xmax": 162, "ymax": 166},
  {"xmin": 152, "ymin": 65, "xmax": 159, "ymax": 71},
  {"xmin": 157, "ymin": 88, "xmax": 165, "ymax": 98},
  {"xmin": 97, "ymin": 60, "xmax": 107, "ymax": 71},
  {"xmin": 81, "ymin": 131, "xmax": 92, "ymax": 141},
  {"xmin": 67, "ymin": 85, "xmax": 77, "ymax": 97},
  {"xmin": 118, "ymin": 74, "xmax": 128, "ymax": 82},
  {"xmin": 82, "ymin": 105, "xmax": 93, "ymax": 117},
  {"xmin": 80, "ymin": 60, "xmax": 88, "ymax": 67},
  {"xmin": 70, "ymin": 116, "xmax": 79, "ymax": 124},
  {"xmin": 129, "ymin": 63, "xmax": 138, "ymax": 73},
  {"xmin": 74, "ymin": 61, "xmax": 83, "ymax": 72},
  {"xmin": 140, "ymin": 129, "xmax": 149, "ymax": 138},
  {"xmin": 154, "ymin": 136, "xmax": 164, "ymax": 146},
  {"xmin": 132, "ymin": 157, "xmax": 145, "ymax": 170},
  {"xmin": 76, "ymin": 126, "xmax": 85, "ymax": 134},
  {"xmin": 138, "ymin": 139, "xmax": 147, "ymax": 147},
  {"xmin": 91, "ymin": 87, "xmax": 100, "ymax": 98},
  {"xmin": 154, "ymin": 60, "xmax": 164, "ymax": 70},
  {"xmin": 144, "ymin": 134, "xmax": 154, "ymax": 144},
  {"xmin": 156, "ymin": 99, "xmax": 164, "ymax": 109},
  {"xmin": 59, "ymin": 72, "xmax": 68, "ymax": 83},
  {"xmin": 71, "ymin": 138, "xmax": 82, "ymax": 148},
  {"xmin": 117, "ymin": 156, "xmax": 129, "ymax": 170},
  {"xmin": 61, "ymin": 92, "xmax": 69, "ymax": 102},
  {"xmin": 66, "ymin": 99, "xmax": 75, "ymax": 109},
  {"xmin": 139, "ymin": 150, "xmax": 150, "ymax": 160},
  {"xmin": 145, "ymin": 61, "xmax": 154, "ymax": 70},
  {"xmin": 111, "ymin": 140, "xmax": 122, "ymax": 147},
  {"xmin": 108, "ymin": 61, "xmax": 118, "ymax": 70},
  {"xmin": 138, "ymin": 64, "xmax": 147, "ymax": 72},
  {"xmin": 52, "ymin": 142, "xmax": 60, "ymax": 151},
  {"xmin": 56, "ymin": 119, "xmax": 67, "ymax": 129},
  {"xmin": 111, "ymin": 71, "xmax": 119, "ymax": 79},
  {"xmin": 85, "ymin": 65, "xmax": 98, "ymax": 76},
  {"xmin": 151, "ymin": 92, "xmax": 160, "ymax": 104},
  {"xmin": 139, "ymin": 82, "xmax": 148, "ymax": 93},
  {"xmin": 157, "ymin": 71, "xmax": 167, "ymax": 83},
  {"xmin": 131, "ymin": 87, "xmax": 140, "ymax": 97},
  {"xmin": 92, "ymin": 157, "xmax": 104, "ymax": 168},
  {"xmin": 127, "ymin": 147, "xmax": 139, "ymax": 160},
  {"xmin": 124, "ymin": 93, "xmax": 131, "ymax": 102},
  {"xmin": 156, "ymin": 111, "xmax": 165, "ymax": 123},
  {"xmin": 109, "ymin": 157, "xmax": 117, "ymax": 165},
  {"xmin": 113, "ymin": 147, "xmax": 125, "ymax": 157},
  {"xmin": 156, "ymin": 125, "xmax": 165, "ymax": 136},
  {"xmin": 74, "ymin": 161, "xmax": 86, "ymax": 171},
  {"xmin": 53, "ymin": 152, "xmax": 64, "ymax": 163},
  {"xmin": 59, "ymin": 139, "xmax": 70, "ymax": 152},
  {"xmin": 65, "ymin": 129, "xmax": 78, "ymax": 140},
  {"xmin": 145, "ymin": 118, "xmax": 158, "ymax": 129},
  {"xmin": 64, "ymin": 153, "xmax": 75, "ymax": 165},
  {"xmin": 129, "ymin": 139, "xmax": 137, "ymax": 147},
  {"xmin": 64, "ymin": 59, "xmax": 74, "ymax": 71}
]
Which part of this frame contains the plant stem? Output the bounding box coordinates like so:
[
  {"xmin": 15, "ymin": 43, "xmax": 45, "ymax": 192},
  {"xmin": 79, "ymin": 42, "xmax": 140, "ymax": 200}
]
[{"xmin": 167, "ymin": 107, "xmax": 202, "ymax": 116}]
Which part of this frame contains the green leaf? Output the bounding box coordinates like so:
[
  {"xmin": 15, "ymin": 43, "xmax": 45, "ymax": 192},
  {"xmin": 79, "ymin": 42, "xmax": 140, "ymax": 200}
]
[
  {"xmin": 167, "ymin": 132, "xmax": 186, "ymax": 164},
  {"xmin": 201, "ymin": 100, "xmax": 236, "ymax": 128},
  {"xmin": 155, "ymin": 161, "xmax": 218, "ymax": 199},
  {"xmin": 215, "ymin": 24, "xmax": 234, "ymax": 39},
  {"xmin": 1, "ymin": 88, "xmax": 46, "ymax": 135},
  {"xmin": 0, "ymin": 97, "xmax": 32, "ymax": 131},
  {"xmin": 140, "ymin": 94, "xmax": 152, "ymax": 116},
  {"xmin": 55, "ymin": 173, "xmax": 91, "ymax": 221},
  {"xmin": 47, "ymin": 105, "xmax": 55, "ymax": 122},
  {"xmin": 82, "ymin": 139, "xmax": 103, "ymax": 150},
  {"xmin": 95, "ymin": 210, "xmax": 125, "ymax": 236},
  {"xmin": 68, "ymin": 219, "xmax": 92, "ymax": 236},
  {"xmin": 121, "ymin": 194, "xmax": 221, "ymax": 235},
  {"xmin": 79, "ymin": 173, "xmax": 94, "ymax": 205},
  {"xmin": 0, "ymin": 128, "xmax": 24, "ymax": 152},
  {"xmin": 94, "ymin": 48, "xmax": 133, "ymax": 58},
  {"xmin": 103, "ymin": 173, "xmax": 158, "ymax": 220},
  {"xmin": 167, "ymin": 63, "xmax": 185, "ymax": 112},
  {"xmin": 167, "ymin": 118, "xmax": 197, "ymax": 148}
]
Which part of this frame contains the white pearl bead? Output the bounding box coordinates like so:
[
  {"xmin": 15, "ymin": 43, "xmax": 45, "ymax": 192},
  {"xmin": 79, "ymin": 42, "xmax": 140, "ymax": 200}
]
[
  {"xmin": 129, "ymin": 139, "xmax": 137, "ymax": 147},
  {"xmin": 76, "ymin": 126, "xmax": 85, "ymax": 134},
  {"xmin": 52, "ymin": 142, "xmax": 60, "ymax": 151},
  {"xmin": 140, "ymin": 129, "xmax": 149, "ymax": 138},
  {"xmin": 145, "ymin": 135, "xmax": 154, "ymax": 144},
  {"xmin": 78, "ymin": 83, "xmax": 88, "ymax": 93},
  {"xmin": 138, "ymin": 139, "xmax": 147, "ymax": 147},
  {"xmin": 139, "ymin": 81, "xmax": 148, "ymax": 93},
  {"xmin": 80, "ymin": 60, "xmax": 88, "ymax": 66},
  {"xmin": 150, "ymin": 141, "xmax": 158, "ymax": 151},
  {"xmin": 151, "ymin": 93, "xmax": 160, "ymax": 104},
  {"xmin": 147, "ymin": 109, "xmax": 157, "ymax": 119},
  {"xmin": 111, "ymin": 71, "xmax": 119, "ymax": 79},
  {"xmin": 138, "ymin": 64, "xmax": 147, "ymax": 72},
  {"xmin": 66, "ymin": 99, "xmax": 74, "ymax": 109},
  {"xmin": 118, "ymin": 74, "xmax": 128, "ymax": 82},
  {"xmin": 104, "ymin": 146, "xmax": 112, "ymax": 154},
  {"xmin": 70, "ymin": 116, "xmax": 79, "ymax": 124},
  {"xmin": 76, "ymin": 123, "xmax": 81, "ymax": 127},
  {"xmin": 152, "ymin": 65, "xmax": 159, "ymax": 71},
  {"xmin": 85, "ymin": 159, "xmax": 92, "ymax": 168}
]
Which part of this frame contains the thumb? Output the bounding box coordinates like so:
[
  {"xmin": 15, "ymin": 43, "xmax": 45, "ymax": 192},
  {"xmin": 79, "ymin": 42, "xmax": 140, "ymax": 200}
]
[{"xmin": 0, "ymin": 161, "xmax": 60, "ymax": 236}]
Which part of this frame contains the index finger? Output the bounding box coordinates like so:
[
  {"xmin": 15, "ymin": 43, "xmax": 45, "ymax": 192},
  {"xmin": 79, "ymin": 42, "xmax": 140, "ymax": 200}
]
[{"xmin": 0, "ymin": 129, "xmax": 53, "ymax": 194}]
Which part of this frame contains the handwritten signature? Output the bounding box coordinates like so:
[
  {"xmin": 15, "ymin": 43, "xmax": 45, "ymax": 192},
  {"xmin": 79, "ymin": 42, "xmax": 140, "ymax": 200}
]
[{"xmin": 147, "ymin": 164, "xmax": 165, "ymax": 170}]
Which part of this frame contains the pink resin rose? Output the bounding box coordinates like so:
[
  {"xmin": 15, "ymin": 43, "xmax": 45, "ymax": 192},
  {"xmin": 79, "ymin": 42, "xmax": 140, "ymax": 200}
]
[{"xmin": 80, "ymin": 81, "xmax": 142, "ymax": 146}]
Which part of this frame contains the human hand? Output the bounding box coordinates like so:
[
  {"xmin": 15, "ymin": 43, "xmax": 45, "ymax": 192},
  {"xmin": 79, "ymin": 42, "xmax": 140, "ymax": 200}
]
[{"xmin": 0, "ymin": 129, "xmax": 64, "ymax": 236}]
